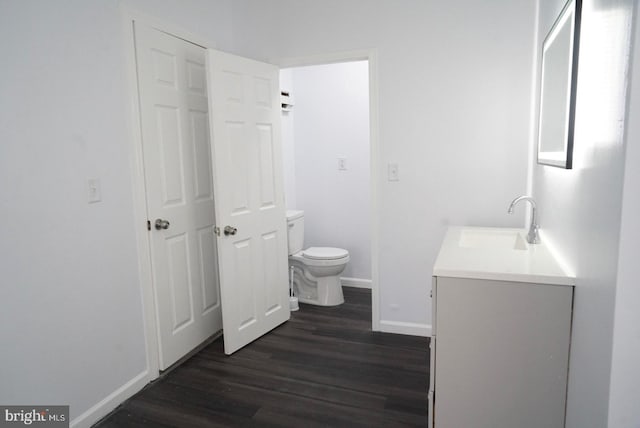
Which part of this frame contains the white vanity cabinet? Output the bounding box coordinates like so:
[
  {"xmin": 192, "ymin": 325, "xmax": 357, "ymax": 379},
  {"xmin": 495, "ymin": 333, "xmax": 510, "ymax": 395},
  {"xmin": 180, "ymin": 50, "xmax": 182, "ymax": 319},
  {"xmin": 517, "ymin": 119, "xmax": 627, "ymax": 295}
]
[{"xmin": 430, "ymin": 227, "xmax": 575, "ymax": 428}]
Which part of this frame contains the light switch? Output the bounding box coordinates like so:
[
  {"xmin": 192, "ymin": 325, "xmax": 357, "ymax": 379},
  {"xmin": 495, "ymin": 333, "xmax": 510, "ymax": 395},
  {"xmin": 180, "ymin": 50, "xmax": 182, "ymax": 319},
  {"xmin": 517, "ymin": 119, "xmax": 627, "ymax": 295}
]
[
  {"xmin": 88, "ymin": 178, "xmax": 101, "ymax": 203},
  {"xmin": 338, "ymin": 157, "xmax": 347, "ymax": 171},
  {"xmin": 388, "ymin": 163, "xmax": 399, "ymax": 181}
]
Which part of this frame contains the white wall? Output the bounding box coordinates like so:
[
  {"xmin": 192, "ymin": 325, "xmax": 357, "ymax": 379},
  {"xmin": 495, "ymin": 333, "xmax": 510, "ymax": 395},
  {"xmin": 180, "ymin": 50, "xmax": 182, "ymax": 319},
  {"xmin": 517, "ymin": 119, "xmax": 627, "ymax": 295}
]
[
  {"xmin": 608, "ymin": 3, "xmax": 640, "ymax": 426},
  {"xmin": 531, "ymin": 0, "xmax": 635, "ymax": 426},
  {"xmin": 280, "ymin": 68, "xmax": 297, "ymax": 209},
  {"xmin": 286, "ymin": 62, "xmax": 371, "ymax": 280},
  {"xmin": 0, "ymin": 1, "xmax": 234, "ymax": 426},
  {"xmin": 230, "ymin": 0, "xmax": 536, "ymax": 332}
]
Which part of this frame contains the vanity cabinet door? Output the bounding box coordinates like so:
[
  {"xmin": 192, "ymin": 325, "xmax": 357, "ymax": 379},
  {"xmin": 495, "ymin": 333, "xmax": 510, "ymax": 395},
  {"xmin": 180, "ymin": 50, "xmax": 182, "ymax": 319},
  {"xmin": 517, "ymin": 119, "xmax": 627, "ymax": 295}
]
[
  {"xmin": 428, "ymin": 337, "xmax": 436, "ymax": 428},
  {"xmin": 433, "ymin": 277, "xmax": 573, "ymax": 428},
  {"xmin": 428, "ymin": 276, "xmax": 437, "ymax": 428}
]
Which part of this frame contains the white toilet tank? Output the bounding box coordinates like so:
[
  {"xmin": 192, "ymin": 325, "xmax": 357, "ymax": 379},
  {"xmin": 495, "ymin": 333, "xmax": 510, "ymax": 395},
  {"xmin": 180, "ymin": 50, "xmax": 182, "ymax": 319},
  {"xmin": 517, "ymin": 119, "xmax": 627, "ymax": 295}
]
[{"xmin": 286, "ymin": 210, "xmax": 305, "ymax": 255}]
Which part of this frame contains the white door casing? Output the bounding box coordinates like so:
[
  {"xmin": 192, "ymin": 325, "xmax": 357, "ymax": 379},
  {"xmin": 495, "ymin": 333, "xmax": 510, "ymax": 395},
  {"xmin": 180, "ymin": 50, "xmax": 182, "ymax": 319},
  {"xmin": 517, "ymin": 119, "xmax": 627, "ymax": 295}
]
[
  {"xmin": 134, "ymin": 23, "xmax": 222, "ymax": 370},
  {"xmin": 207, "ymin": 49, "xmax": 290, "ymax": 355}
]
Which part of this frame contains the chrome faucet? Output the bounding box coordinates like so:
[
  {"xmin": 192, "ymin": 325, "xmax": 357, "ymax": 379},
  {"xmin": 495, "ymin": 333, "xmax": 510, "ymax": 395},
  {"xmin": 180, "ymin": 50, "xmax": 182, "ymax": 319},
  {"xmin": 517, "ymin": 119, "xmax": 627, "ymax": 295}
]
[{"xmin": 508, "ymin": 196, "xmax": 540, "ymax": 244}]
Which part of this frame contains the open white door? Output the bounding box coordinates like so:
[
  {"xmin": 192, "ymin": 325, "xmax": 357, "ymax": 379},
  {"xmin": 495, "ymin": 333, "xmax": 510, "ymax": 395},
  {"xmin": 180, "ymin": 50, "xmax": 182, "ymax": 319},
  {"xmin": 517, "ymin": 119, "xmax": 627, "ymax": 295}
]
[
  {"xmin": 207, "ymin": 50, "xmax": 290, "ymax": 355},
  {"xmin": 134, "ymin": 24, "xmax": 222, "ymax": 369}
]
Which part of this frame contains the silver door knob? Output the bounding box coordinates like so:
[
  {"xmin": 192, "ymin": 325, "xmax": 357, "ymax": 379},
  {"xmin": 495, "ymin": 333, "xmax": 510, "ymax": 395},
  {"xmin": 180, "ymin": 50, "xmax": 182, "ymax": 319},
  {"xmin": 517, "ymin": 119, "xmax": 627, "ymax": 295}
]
[
  {"xmin": 155, "ymin": 219, "xmax": 170, "ymax": 230},
  {"xmin": 224, "ymin": 225, "xmax": 237, "ymax": 236}
]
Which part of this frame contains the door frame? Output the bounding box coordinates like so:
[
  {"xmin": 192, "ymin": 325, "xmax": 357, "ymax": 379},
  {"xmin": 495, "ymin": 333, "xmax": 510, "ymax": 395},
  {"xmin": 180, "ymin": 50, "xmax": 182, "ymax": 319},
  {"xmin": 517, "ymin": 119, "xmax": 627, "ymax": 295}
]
[
  {"xmin": 121, "ymin": 8, "xmax": 219, "ymax": 381},
  {"xmin": 278, "ymin": 51, "xmax": 381, "ymax": 331}
]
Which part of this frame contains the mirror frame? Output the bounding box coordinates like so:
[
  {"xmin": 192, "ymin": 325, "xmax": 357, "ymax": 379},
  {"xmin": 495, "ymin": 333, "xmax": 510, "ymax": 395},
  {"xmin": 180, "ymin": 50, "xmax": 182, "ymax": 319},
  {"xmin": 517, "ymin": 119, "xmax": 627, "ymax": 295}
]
[{"xmin": 537, "ymin": 0, "xmax": 582, "ymax": 169}]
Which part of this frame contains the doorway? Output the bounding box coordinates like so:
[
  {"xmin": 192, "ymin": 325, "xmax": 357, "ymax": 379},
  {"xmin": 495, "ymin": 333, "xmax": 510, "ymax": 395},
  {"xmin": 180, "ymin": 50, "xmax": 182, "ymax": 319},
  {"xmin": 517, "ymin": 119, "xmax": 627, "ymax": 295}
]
[{"xmin": 280, "ymin": 59, "xmax": 374, "ymax": 323}]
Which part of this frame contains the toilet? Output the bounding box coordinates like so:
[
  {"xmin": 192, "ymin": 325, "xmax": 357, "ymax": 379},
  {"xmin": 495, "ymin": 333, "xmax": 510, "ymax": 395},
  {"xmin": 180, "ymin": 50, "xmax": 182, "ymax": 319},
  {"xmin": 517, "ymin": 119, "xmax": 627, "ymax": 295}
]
[{"xmin": 286, "ymin": 210, "xmax": 350, "ymax": 306}]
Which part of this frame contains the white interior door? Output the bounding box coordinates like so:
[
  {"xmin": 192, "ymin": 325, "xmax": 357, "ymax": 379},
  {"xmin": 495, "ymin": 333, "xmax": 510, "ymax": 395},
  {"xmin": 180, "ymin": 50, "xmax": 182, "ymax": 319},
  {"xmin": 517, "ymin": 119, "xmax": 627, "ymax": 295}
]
[
  {"xmin": 135, "ymin": 23, "xmax": 222, "ymax": 370},
  {"xmin": 207, "ymin": 49, "xmax": 290, "ymax": 355}
]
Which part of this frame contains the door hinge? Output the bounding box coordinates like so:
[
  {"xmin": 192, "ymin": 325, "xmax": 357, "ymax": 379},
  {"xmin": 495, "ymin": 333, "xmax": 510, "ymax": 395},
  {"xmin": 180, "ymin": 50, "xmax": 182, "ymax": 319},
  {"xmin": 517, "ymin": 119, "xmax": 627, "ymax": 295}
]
[{"xmin": 147, "ymin": 220, "xmax": 151, "ymax": 231}]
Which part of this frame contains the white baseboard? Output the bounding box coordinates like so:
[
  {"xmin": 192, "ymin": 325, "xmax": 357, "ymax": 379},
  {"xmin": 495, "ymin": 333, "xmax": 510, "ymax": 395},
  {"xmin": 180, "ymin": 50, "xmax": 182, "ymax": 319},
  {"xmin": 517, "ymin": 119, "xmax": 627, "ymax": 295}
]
[
  {"xmin": 379, "ymin": 320, "xmax": 432, "ymax": 337},
  {"xmin": 341, "ymin": 277, "xmax": 372, "ymax": 289},
  {"xmin": 70, "ymin": 370, "xmax": 149, "ymax": 428}
]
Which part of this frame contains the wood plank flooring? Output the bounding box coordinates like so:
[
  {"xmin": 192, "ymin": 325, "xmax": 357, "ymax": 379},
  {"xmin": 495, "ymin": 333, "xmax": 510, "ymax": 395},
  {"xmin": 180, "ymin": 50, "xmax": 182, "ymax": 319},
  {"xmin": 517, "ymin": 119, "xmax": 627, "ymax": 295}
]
[{"xmin": 96, "ymin": 287, "xmax": 430, "ymax": 427}]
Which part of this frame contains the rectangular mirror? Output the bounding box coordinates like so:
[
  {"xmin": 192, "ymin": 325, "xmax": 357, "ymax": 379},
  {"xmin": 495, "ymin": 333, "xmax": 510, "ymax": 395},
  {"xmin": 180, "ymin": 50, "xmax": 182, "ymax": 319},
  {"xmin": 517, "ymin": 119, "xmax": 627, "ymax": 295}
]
[{"xmin": 537, "ymin": 0, "xmax": 582, "ymax": 169}]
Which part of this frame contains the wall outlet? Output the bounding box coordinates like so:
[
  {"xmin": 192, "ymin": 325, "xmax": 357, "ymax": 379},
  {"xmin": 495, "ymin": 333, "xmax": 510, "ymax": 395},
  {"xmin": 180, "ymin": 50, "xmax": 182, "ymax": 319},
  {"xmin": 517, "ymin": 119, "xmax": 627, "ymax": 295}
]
[
  {"xmin": 338, "ymin": 157, "xmax": 347, "ymax": 171},
  {"xmin": 388, "ymin": 163, "xmax": 399, "ymax": 181},
  {"xmin": 88, "ymin": 178, "xmax": 101, "ymax": 203}
]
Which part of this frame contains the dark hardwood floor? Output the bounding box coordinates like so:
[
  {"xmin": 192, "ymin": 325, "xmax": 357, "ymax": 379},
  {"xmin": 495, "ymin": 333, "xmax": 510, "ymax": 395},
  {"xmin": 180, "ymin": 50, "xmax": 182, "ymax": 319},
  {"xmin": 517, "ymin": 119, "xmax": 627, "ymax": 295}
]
[{"xmin": 96, "ymin": 287, "xmax": 430, "ymax": 427}]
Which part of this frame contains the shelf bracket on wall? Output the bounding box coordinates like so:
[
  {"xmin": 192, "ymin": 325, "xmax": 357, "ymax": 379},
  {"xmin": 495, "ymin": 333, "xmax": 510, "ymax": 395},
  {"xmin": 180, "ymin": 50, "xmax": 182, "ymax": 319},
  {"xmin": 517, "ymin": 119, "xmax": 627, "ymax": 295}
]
[{"xmin": 281, "ymin": 91, "xmax": 294, "ymax": 111}]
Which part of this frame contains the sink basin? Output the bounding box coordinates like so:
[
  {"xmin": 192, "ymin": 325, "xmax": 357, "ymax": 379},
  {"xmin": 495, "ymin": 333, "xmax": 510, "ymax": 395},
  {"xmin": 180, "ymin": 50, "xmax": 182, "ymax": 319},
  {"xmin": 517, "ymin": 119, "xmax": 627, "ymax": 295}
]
[
  {"xmin": 458, "ymin": 228, "xmax": 528, "ymax": 251},
  {"xmin": 434, "ymin": 226, "xmax": 574, "ymax": 285}
]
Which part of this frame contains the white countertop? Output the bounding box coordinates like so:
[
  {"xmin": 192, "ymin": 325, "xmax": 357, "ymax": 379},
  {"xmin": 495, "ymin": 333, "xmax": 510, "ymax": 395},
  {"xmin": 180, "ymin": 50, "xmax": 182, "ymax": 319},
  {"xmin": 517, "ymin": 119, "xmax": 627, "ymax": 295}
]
[{"xmin": 433, "ymin": 226, "xmax": 575, "ymax": 286}]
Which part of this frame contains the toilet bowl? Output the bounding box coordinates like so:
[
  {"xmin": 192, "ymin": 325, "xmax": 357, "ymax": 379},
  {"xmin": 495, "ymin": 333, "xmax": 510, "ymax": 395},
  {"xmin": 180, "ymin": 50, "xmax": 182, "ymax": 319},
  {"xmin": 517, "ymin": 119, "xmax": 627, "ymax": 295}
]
[
  {"xmin": 286, "ymin": 211, "xmax": 349, "ymax": 306},
  {"xmin": 290, "ymin": 247, "xmax": 350, "ymax": 306}
]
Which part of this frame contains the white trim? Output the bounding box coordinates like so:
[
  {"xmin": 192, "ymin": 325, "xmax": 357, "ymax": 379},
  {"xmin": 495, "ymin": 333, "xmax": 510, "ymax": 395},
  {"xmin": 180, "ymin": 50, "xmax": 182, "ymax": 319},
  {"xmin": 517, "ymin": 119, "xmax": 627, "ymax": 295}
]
[
  {"xmin": 70, "ymin": 370, "xmax": 149, "ymax": 428},
  {"xmin": 341, "ymin": 277, "xmax": 372, "ymax": 289},
  {"xmin": 120, "ymin": 7, "xmax": 218, "ymax": 49},
  {"xmin": 277, "ymin": 49, "xmax": 381, "ymax": 332},
  {"xmin": 120, "ymin": 5, "xmax": 220, "ymax": 382},
  {"xmin": 121, "ymin": 7, "xmax": 160, "ymax": 382},
  {"xmin": 379, "ymin": 320, "xmax": 432, "ymax": 337},
  {"xmin": 276, "ymin": 49, "xmax": 373, "ymax": 68},
  {"xmin": 369, "ymin": 51, "xmax": 381, "ymax": 332}
]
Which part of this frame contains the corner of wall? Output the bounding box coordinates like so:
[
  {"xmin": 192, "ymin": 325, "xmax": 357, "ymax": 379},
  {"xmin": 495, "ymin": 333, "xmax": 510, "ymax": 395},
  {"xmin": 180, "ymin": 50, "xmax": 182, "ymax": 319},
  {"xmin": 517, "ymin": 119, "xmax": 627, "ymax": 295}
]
[
  {"xmin": 527, "ymin": 0, "xmax": 542, "ymax": 200},
  {"xmin": 70, "ymin": 370, "xmax": 150, "ymax": 428}
]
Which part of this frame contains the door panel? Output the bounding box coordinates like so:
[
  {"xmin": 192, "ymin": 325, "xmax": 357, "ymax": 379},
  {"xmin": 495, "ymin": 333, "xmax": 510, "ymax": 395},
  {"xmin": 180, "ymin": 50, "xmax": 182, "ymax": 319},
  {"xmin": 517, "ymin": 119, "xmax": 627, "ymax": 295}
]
[
  {"xmin": 156, "ymin": 106, "xmax": 185, "ymax": 205},
  {"xmin": 207, "ymin": 49, "xmax": 290, "ymax": 355},
  {"xmin": 190, "ymin": 111, "xmax": 214, "ymax": 202},
  {"xmin": 197, "ymin": 226, "xmax": 219, "ymax": 313},
  {"xmin": 257, "ymin": 124, "xmax": 277, "ymax": 206},
  {"xmin": 167, "ymin": 233, "xmax": 193, "ymax": 330},
  {"xmin": 135, "ymin": 23, "xmax": 222, "ymax": 370}
]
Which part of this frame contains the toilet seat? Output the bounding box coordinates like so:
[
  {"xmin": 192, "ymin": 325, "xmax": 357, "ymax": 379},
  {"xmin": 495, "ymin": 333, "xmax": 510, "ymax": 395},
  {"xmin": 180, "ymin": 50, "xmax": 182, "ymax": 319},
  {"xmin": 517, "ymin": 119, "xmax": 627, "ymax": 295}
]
[
  {"xmin": 302, "ymin": 247, "xmax": 349, "ymax": 260},
  {"xmin": 290, "ymin": 248, "xmax": 350, "ymax": 268}
]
